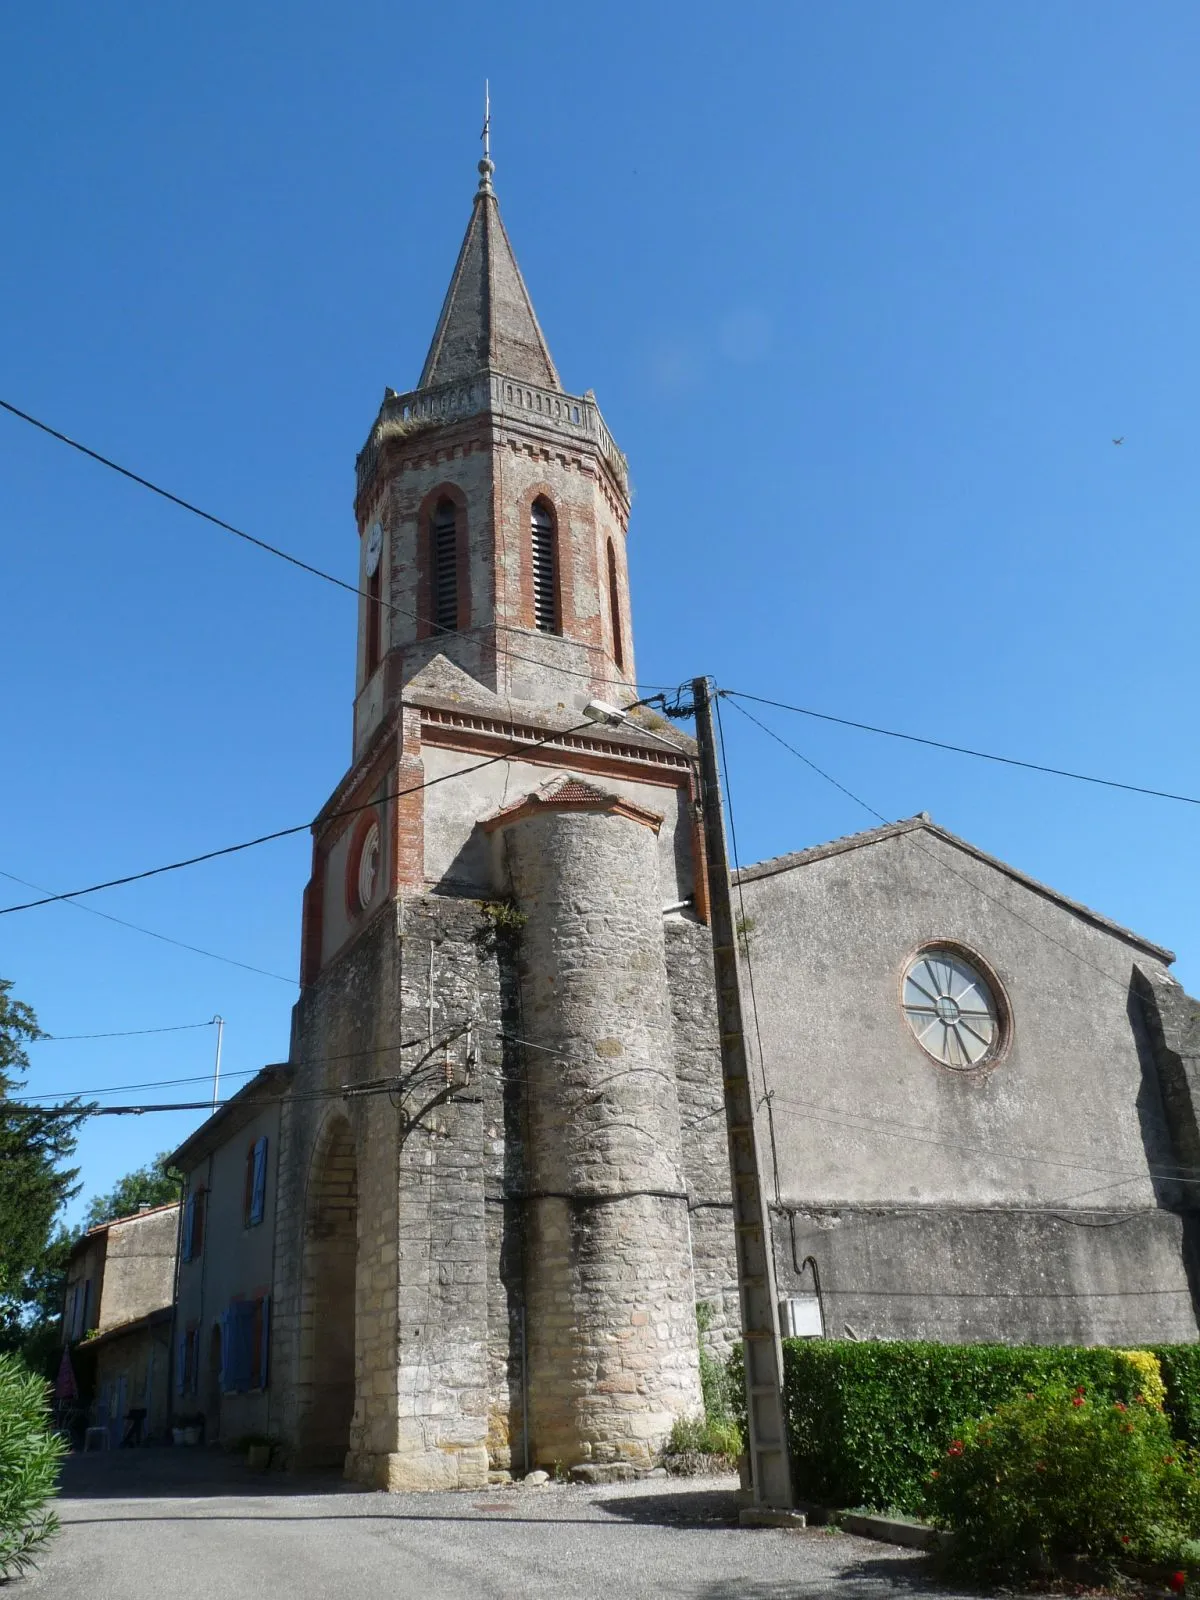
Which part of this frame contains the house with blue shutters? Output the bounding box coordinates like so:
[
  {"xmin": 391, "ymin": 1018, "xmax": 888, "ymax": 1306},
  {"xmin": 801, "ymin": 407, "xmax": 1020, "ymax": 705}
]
[{"xmin": 169, "ymin": 1064, "xmax": 289, "ymax": 1445}]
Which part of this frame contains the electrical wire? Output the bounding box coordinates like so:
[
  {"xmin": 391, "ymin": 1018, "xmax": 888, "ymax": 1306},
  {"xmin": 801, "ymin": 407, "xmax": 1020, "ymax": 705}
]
[
  {"xmin": 723, "ymin": 689, "xmax": 1200, "ymax": 810},
  {"xmin": 0, "ymin": 713, "xmax": 614, "ymax": 916},
  {"xmin": 721, "ymin": 694, "xmax": 1152, "ymax": 1003},
  {"xmin": 0, "ymin": 867, "xmax": 297, "ymax": 986},
  {"xmin": 35, "ymin": 1020, "xmax": 217, "ymax": 1043},
  {"xmin": 0, "ymin": 397, "xmax": 675, "ymax": 697}
]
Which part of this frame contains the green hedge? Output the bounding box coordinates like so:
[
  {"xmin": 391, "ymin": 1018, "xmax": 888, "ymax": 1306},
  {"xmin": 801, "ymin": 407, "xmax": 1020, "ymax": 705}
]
[
  {"xmin": 1153, "ymin": 1344, "xmax": 1200, "ymax": 1452},
  {"xmin": 0, "ymin": 1353, "xmax": 64, "ymax": 1580},
  {"xmin": 730, "ymin": 1339, "xmax": 1174, "ymax": 1516}
]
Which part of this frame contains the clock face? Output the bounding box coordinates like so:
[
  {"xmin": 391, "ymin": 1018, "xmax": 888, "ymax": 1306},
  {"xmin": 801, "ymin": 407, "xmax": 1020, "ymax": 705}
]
[{"xmin": 365, "ymin": 522, "xmax": 384, "ymax": 578}]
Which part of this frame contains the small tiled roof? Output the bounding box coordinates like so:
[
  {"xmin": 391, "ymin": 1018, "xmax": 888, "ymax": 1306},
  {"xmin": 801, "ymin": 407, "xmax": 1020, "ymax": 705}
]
[
  {"xmin": 482, "ymin": 772, "xmax": 664, "ymax": 834},
  {"xmin": 734, "ymin": 814, "xmax": 1175, "ymax": 962}
]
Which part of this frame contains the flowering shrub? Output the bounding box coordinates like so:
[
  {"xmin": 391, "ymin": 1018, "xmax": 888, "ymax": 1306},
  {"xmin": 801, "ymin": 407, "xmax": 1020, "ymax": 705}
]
[{"xmin": 925, "ymin": 1383, "xmax": 1200, "ymax": 1583}]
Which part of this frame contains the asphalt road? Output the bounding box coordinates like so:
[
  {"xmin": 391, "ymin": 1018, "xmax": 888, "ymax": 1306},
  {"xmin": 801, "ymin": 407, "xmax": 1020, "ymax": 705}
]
[{"xmin": 25, "ymin": 1450, "xmax": 985, "ymax": 1600}]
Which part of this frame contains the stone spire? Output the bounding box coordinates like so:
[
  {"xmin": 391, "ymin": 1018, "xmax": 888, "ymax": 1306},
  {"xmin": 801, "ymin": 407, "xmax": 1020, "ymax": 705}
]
[{"xmin": 418, "ymin": 148, "xmax": 561, "ymax": 391}]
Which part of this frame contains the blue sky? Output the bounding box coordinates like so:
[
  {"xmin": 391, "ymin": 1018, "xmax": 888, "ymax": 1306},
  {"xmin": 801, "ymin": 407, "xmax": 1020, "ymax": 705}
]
[{"xmin": 2, "ymin": 2, "xmax": 1198, "ymax": 1225}]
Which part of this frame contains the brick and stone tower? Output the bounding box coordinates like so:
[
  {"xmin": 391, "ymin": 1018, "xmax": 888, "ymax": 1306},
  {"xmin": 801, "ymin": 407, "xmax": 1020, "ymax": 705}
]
[{"xmin": 271, "ymin": 152, "xmax": 724, "ymax": 1492}]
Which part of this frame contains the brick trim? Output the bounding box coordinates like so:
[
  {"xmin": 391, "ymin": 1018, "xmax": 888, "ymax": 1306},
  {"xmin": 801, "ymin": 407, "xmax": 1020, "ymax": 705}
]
[{"xmin": 482, "ymin": 789, "xmax": 663, "ymax": 835}]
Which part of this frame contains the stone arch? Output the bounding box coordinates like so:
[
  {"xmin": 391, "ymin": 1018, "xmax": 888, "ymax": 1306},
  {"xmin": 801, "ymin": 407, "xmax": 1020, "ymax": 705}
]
[{"xmin": 296, "ymin": 1111, "xmax": 359, "ymax": 1468}]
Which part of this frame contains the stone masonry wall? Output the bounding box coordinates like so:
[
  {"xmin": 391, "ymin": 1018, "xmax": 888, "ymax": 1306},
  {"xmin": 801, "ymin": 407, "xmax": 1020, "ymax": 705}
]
[
  {"xmin": 664, "ymin": 918, "xmax": 739, "ymax": 1367},
  {"xmin": 502, "ymin": 806, "xmax": 702, "ymax": 1464}
]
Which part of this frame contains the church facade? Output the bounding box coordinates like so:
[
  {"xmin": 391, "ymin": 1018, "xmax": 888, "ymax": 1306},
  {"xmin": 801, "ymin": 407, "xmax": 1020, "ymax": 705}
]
[{"xmin": 169, "ymin": 156, "xmax": 1200, "ymax": 1491}]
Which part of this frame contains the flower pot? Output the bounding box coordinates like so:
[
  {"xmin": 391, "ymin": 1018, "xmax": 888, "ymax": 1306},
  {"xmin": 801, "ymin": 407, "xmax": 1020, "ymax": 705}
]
[
  {"xmin": 182, "ymin": 1426, "xmax": 201, "ymax": 1446},
  {"xmin": 171, "ymin": 1427, "xmax": 185, "ymax": 1446}
]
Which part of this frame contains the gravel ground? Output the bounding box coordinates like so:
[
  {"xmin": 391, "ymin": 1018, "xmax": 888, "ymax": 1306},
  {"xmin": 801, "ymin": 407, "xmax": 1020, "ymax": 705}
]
[{"xmin": 23, "ymin": 1449, "xmax": 990, "ymax": 1600}]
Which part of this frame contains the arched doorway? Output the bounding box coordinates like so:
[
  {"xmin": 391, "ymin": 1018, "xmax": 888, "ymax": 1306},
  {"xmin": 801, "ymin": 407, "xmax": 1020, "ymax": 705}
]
[{"xmin": 298, "ymin": 1114, "xmax": 358, "ymax": 1468}]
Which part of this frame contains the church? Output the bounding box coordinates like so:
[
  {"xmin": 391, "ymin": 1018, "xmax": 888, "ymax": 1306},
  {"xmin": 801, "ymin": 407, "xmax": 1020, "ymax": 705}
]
[{"xmin": 168, "ymin": 152, "xmax": 1200, "ymax": 1491}]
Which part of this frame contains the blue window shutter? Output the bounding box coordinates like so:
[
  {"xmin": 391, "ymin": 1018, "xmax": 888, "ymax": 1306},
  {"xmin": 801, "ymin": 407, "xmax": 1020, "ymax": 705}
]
[
  {"xmin": 218, "ymin": 1311, "xmax": 229, "ymax": 1392},
  {"xmin": 238, "ymin": 1301, "xmax": 256, "ymax": 1392},
  {"xmin": 256, "ymin": 1297, "xmax": 270, "ymax": 1389},
  {"xmin": 177, "ymin": 1334, "xmax": 187, "ymax": 1395},
  {"xmin": 249, "ymin": 1137, "xmax": 268, "ymax": 1226}
]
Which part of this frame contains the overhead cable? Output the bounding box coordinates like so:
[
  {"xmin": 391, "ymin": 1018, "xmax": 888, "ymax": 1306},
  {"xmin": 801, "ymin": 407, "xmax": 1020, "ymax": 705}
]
[
  {"xmin": 0, "ymin": 714, "xmax": 609, "ymax": 916},
  {"xmin": 0, "ymin": 867, "xmax": 297, "ymax": 986},
  {"xmin": 0, "ymin": 397, "xmax": 674, "ymax": 696},
  {"xmin": 722, "ymin": 694, "xmax": 1150, "ymax": 1003},
  {"xmin": 723, "ymin": 689, "xmax": 1200, "ymax": 809}
]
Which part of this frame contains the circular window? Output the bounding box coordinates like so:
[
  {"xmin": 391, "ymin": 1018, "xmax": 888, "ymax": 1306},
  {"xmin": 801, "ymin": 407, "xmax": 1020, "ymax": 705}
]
[
  {"xmin": 351, "ymin": 819, "xmax": 381, "ymax": 913},
  {"xmin": 902, "ymin": 947, "xmax": 1003, "ymax": 1069}
]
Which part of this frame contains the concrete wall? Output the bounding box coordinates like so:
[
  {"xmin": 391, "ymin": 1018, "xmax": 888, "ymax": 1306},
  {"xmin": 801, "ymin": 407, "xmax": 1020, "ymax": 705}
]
[
  {"xmin": 736, "ymin": 824, "xmax": 1198, "ymax": 1344},
  {"xmin": 420, "ymin": 745, "xmax": 694, "ymax": 902},
  {"xmin": 176, "ymin": 1102, "xmax": 280, "ymax": 1443},
  {"xmin": 63, "ymin": 1235, "xmax": 106, "ymax": 1342},
  {"xmin": 94, "ymin": 1320, "xmax": 173, "ymax": 1445},
  {"xmin": 96, "ymin": 1208, "xmax": 179, "ymax": 1332}
]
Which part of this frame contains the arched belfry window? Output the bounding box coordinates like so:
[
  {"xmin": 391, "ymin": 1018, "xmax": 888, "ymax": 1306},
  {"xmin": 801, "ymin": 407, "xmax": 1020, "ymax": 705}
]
[
  {"xmin": 431, "ymin": 500, "xmax": 458, "ymax": 634},
  {"xmin": 530, "ymin": 499, "xmax": 559, "ymax": 634},
  {"xmin": 607, "ymin": 539, "xmax": 625, "ymax": 671}
]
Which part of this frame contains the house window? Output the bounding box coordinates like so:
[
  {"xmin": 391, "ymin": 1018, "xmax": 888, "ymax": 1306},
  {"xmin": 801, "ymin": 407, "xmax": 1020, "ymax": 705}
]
[
  {"xmin": 243, "ymin": 1137, "xmax": 268, "ymax": 1228},
  {"xmin": 432, "ymin": 500, "xmax": 458, "ymax": 633},
  {"xmin": 220, "ymin": 1296, "xmax": 270, "ymax": 1392},
  {"xmin": 607, "ymin": 539, "xmax": 625, "ymax": 671},
  {"xmin": 181, "ymin": 1186, "xmax": 206, "ymax": 1263},
  {"xmin": 530, "ymin": 499, "xmax": 559, "ymax": 633}
]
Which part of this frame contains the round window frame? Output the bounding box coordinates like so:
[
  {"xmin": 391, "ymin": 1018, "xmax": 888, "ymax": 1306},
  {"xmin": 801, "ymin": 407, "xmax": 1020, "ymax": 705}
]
[
  {"xmin": 897, "ymin": 941, "xmax": 1011, "ymax": 1072},
  {"xmin": 346, "ymin": 812, "xmax": 383, "ymax": 919}
]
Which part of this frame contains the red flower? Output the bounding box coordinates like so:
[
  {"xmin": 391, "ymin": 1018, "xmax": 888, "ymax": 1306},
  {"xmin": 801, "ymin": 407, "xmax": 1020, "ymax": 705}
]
[
  {"xmin": 929, "ymin": 1469, "xmax": 939, "ymax": 1479},
  {"xmin": 1122, "ymin": 1423, "xmax": 1135, "ymax": 1434},
  {"xmin": 1121, "ymin": 1535, "xmax": 1132, "ymax": 1546},
  {"xmin": 1165, "ymin": 1456, "xmax": 1177, "ymax": 1466},
  {"xmin": 1075, "ymin": 1385, "xmax": 1086, "ymax": 1395},
  {"xmin": 1072, "ymin": 1396, "xmax": 1085, "ymax": 1408},
  {"xmin": 947, "ymin": 1441, "xmax": 964, "ymax": 1458},
  {"xmin": 1114, "ymin": 1401, "xmax": 1127, "ymax": 1413},
  {"xmin": 1168, "ymin": 1571, "xmax": 1186, "ymax": 1593}
]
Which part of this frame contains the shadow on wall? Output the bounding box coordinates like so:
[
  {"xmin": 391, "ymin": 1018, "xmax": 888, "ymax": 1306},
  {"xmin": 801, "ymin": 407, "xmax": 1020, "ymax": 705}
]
[{"xmin": 1130, "ymin": 966, "xmax": 1200, "ymax": 1332}]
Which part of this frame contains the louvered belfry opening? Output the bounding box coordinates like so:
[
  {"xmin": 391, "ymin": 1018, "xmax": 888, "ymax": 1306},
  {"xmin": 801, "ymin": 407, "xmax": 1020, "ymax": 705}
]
[
  {"xmin": 432, "ymin": 500, "xmax": 458, "ymax": 633},
  {"xmin": 531, "ymin": 499, "xmax": 558, "ymax": 633},
  {"xmin": 607, "ymin": 539, "xmax": 625, "ymax": 670}
]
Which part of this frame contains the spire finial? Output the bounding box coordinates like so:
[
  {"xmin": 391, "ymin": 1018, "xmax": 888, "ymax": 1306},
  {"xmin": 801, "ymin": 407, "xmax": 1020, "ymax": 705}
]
[{"xmin": 478, "ymin": 80, "xmax": 494, "ymax": 193}]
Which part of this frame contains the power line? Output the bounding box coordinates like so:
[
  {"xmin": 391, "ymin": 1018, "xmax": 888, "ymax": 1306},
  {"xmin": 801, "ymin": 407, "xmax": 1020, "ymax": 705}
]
[
  {"xmin": 35, "ymin": 1020, "xmax": 217, "ymax": 1043},
  {"xmin": 723, "ymin": 689, "xmax": 1200, "ymax": 810},
  {"xmin": 0, "ymin": 714, "xmax": 608, "ymax": 916},
  {"xmin": 722, "ymin": 694, "xmax": 1148, "ymax": 1003},
  {"xmin": 10, "ymin": 1027, "xmax": 460, "ymax": 1103},
  {"xmin": 0, "ymin": 867, "xmax": 297, "ymax": 986},
  {"xmin": 0, "ymin": 397, "xmax": 674, "ymax": 697}
]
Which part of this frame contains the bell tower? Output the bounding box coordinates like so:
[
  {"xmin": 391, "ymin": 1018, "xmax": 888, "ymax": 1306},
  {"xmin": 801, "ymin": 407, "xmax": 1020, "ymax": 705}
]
[
  {"xmin": 350, "ymin": 151, "xmax": 636, "ymax": 762},
  {"xmin": 283, "ymin": 149, "xmax": 709, "ymax": 1494}
]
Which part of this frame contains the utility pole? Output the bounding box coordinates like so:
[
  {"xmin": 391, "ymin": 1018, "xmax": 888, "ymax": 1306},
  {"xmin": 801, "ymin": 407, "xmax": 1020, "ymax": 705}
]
[
  {"xmin": 211, "ymin": 1015, "xmax": 225, "ymax": 1111},
  {"xmin": 692, "ymin": 676, "xmax": 795, "ymax": 1513}
]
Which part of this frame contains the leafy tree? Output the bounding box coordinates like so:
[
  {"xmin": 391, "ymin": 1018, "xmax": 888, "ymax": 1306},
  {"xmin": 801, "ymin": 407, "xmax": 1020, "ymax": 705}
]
[
  {"xmin": 83, "ymin": 1154, "xmax": 182, "ymax": 1229},
  {"xmin": 0, "ymin": 981, "xmax": 87, "ymax": 1359}
]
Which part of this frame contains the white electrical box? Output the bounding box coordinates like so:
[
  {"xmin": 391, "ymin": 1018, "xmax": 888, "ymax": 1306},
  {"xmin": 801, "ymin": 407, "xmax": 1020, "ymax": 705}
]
[{"xmin": 779, "ymin": 1294, "xmax": 824, "ymax": 1339}]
